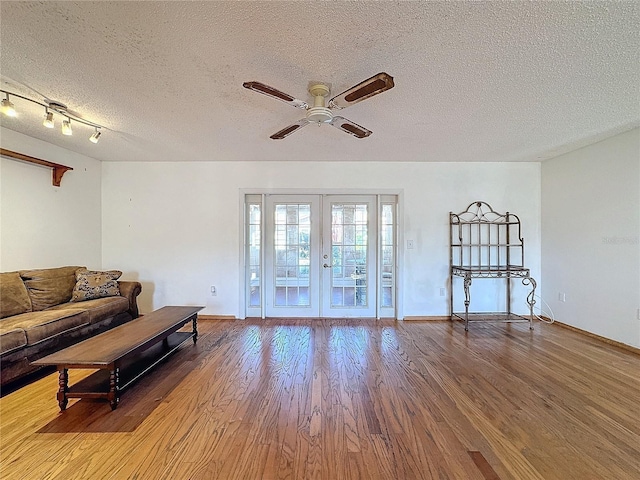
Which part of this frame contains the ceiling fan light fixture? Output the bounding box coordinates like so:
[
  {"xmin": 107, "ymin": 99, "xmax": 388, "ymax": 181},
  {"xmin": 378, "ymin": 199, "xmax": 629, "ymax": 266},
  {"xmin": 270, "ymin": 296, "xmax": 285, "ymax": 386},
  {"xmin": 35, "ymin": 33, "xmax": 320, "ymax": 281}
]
[{"xmin": 1, "ymin": 93, "xmax": 16, "ymax": 117}]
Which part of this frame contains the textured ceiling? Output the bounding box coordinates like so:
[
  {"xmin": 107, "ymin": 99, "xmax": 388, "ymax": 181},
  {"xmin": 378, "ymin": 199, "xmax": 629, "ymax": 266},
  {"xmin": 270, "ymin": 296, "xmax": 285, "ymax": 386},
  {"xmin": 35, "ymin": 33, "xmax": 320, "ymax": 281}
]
[{"xmin": 0, "ymin": 1, "xmax": 638, "ymax": 162}]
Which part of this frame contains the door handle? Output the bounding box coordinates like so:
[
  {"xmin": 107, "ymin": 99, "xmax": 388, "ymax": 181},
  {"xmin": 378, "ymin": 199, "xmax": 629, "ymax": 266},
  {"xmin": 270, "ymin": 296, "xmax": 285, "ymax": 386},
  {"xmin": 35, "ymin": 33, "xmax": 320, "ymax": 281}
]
[{"xmin": 323, "ymin": 263, "xmax": 332, "ymax": 268}]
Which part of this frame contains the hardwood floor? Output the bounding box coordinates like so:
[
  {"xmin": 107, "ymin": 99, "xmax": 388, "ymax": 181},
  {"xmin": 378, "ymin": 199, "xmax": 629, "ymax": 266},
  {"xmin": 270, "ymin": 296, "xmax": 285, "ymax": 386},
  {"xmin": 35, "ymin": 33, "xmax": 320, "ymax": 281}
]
[{"xmin": 1, "ymin": 319, "xmax": 639, "ymax": 479}]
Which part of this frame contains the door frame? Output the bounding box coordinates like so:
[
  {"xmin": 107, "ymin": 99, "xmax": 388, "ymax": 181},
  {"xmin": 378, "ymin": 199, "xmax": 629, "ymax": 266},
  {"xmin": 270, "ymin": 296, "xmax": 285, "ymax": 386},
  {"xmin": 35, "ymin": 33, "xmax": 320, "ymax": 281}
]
[{"xmin": 239, "ymin": 188, "xmax": 404, "ymax": 320}]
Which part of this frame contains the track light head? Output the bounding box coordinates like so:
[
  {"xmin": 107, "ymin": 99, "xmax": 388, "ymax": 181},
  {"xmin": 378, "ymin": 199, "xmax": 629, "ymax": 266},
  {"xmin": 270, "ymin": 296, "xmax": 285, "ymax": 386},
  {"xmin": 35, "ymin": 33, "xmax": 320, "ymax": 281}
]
[
  {"xmin": 1, "ymin": 93, "xmax": 16, "ymax": 117},
  {"xmin": 61, "ymin": 118, "xmax": 72, "ymax": 136},
  {"xmin": 43, "ymin": 110, "xmax": 55, "ymax": 128},
  {"xmin": 89, "ymin": 129, "xmax": 101, "ymax": 143}
]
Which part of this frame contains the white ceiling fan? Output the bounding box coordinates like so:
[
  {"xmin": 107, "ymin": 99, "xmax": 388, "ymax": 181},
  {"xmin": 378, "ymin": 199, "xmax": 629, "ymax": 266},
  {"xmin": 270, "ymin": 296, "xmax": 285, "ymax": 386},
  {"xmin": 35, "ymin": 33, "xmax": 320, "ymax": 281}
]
[{"xmin": 243, "ymin": 72, "xmax": 394, "ymax": 139}]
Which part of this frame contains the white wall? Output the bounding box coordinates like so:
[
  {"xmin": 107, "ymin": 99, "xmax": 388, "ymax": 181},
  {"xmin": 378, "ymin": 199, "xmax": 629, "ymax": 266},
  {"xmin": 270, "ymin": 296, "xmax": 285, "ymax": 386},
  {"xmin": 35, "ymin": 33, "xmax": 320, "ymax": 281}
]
[
  {"xmin": 542, "ymin": 128, "xmax": 640, "ymax": 348},
  {"xmin": 102, "ymin": 161, "xmax": 541, "ymax": 317},
  {"xmin": 0, "ymin": 127, "xmax": 102, "ymax": 271}
]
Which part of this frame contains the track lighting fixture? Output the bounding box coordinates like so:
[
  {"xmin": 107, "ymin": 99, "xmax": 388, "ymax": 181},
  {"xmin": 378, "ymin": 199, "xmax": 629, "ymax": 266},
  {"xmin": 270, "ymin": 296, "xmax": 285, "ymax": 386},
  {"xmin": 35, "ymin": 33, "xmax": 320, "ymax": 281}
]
[
  {"xmin": 0, "ymin": 88, "xmax": 105, "ymax": 143},
  {"xmin": 61, "ymin": 118, "xmax": 72, "ymax": 136},
  {"xmin": 1, "ymin": 93, "xmax": 16, "ymax": 117},
  {"xmin": 43, "ymin": 109, "xmax": 55, "ymax": 128},
  {"xmin": 89, "ymin": 128, "xmax": 101, "ymax": 143}
]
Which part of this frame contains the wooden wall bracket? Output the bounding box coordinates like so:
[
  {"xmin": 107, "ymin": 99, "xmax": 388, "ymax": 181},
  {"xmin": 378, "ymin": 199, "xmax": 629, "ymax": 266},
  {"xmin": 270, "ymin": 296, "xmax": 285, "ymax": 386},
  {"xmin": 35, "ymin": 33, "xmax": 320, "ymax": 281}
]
[{"xmin": 0, "ymin": 148, "xmax": 73, "ymax": 187}]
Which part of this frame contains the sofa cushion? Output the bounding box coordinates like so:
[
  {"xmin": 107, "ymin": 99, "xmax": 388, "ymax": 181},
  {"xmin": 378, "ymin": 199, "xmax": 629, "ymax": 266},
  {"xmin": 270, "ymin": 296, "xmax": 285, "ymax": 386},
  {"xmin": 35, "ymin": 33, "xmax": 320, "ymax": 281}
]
[
  {"xmin": 0, "ymin": 326, "xmax": 28, "ymax": 354},
  {"xmin": 0, "ymin": 272, "xmax": 32, "ymax": 319},
  {"xmin": 1, "ymin": 309, "xmax": 89, "ymax": 345},
  {"xmin": 50, "ymin": 296, "xmax": 129, "ymax": 324},
  {"xmin": 20, "ymin": 266, "xmax": 82, "ymax": 311}
]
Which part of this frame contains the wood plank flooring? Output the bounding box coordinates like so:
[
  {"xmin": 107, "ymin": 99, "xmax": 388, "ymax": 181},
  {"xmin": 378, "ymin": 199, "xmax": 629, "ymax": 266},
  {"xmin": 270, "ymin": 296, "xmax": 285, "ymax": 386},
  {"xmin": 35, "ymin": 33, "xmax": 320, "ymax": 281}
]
[{"xmin": 1, "ymin": 319, "xmax": 639, "ymax": 479}]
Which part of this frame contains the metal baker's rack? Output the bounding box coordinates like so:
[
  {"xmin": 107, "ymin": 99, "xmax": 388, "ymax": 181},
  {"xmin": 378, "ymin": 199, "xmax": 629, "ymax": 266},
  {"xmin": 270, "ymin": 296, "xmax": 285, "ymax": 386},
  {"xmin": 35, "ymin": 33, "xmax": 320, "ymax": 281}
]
[{"xmin": 449, "ymin": 201, "xmax": 537, "ymax": 331}]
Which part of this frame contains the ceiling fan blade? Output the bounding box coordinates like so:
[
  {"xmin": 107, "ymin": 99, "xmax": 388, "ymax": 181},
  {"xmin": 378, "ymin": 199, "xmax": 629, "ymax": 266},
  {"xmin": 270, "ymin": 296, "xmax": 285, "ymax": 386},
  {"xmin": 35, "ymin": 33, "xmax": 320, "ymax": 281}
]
[
  {"xmin": 270, "ymin": 119, "xmax": 310, "ymax": 140},
  {"xmin": 243, "ymin": 81, "xmax": 308, "ymax": 109},
  {"xmin": 328, "ymin": 72, "xmax": 394, "ymax": 110},
  {"xmin": 330, "ymin": 116, "xmax": 372, "ymax": 139}
]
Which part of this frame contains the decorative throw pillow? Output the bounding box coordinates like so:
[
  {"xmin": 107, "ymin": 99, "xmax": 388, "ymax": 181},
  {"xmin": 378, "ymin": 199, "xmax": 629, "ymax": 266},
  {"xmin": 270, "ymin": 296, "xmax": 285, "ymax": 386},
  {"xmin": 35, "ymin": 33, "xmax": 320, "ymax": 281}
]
[{"xmin": 71, "ymin": 268, "xmax": 122, "ymax": 302}]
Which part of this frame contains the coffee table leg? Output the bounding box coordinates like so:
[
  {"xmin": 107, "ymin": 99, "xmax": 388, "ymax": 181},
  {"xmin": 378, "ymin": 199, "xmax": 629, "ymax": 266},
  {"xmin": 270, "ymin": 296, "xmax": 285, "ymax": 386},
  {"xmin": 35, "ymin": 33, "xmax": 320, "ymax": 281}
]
[
  {"xmin": 108, "ymin": 367, "xmax": 120, "ymax": 410},
  {"xmin": 192, "ymin": 315, "xmax": 198, "ymax": 343},
  {"xmin": 57, "ymin": 368, "xmax": 68, "ymax": 411}
]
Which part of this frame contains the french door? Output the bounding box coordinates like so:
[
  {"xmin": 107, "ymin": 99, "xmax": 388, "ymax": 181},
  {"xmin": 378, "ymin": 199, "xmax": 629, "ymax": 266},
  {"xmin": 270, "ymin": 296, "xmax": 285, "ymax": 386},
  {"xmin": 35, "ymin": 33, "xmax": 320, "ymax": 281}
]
[
  {"xmin": 251, "ymin": 194, "xmax": 390, "ymax": 318},
  {"xmin": 321, "ymin": 196, "xmax": 377, "ymax": 317},
  {"xmin": 264, "ymin": 195, "xmax": 321, "ymax": 317}
]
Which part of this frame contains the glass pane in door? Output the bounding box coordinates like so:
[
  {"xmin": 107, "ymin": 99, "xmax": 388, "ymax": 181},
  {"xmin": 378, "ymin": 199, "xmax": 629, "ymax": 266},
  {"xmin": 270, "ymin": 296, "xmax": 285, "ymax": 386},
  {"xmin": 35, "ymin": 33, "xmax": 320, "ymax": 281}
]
[
  {"xmin": 273, "ymin": 203, "xmax": 311, "ymax": 307},
  {"xmin": 330, "ymin": 203, "xmax": 368, "ymax": 307},
  {"xmin": 248, "ymin": 203, "xmax": 261, "ymax": 307},
  {"xmin": 380, "ymin": 203, "xmax": 395, "ymax": 308}
]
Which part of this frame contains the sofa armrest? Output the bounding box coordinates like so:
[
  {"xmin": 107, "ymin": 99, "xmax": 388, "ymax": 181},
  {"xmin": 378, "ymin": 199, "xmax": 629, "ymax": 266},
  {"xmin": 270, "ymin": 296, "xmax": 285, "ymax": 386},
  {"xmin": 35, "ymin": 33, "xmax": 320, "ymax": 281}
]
[{"xmin": 118, "ymin": 281, "xmax": 142, "ymax": 318}]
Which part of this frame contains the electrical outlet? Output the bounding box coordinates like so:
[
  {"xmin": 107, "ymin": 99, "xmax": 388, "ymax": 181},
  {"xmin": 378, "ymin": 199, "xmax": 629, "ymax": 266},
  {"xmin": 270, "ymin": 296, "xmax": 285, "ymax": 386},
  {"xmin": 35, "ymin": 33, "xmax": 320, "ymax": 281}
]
[
  {"xmin": 558, "ymin": 292, "xmax": 566, "ymax": 302},
  {"xmin": 211, "ymin": 286, "xmax": 217, "ymax": 296},
  {"xmin": 439, "ymin": 287, "xmax": 445, "ymax": 296},
  {"xmin": 407, "ymin": 240, "xmax": 414, "ymax": 249}
]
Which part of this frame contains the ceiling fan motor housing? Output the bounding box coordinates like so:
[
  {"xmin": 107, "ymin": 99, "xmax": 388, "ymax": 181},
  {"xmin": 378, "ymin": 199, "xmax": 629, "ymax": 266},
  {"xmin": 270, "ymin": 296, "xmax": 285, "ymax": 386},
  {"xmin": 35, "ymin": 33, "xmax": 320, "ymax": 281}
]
[
  {"xmin": 306, "ymin": 83, "xmax": 333, "ymax": 123},
  {"xmin": 307, "ymin": 106, "xmax": 333, "ymax": 123}
]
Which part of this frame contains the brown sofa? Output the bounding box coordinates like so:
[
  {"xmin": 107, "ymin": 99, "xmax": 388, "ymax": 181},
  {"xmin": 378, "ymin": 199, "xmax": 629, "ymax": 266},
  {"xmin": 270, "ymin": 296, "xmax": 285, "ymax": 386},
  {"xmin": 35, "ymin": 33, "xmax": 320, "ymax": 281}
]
[{"xmin": 0, "ymin": 266, "xmax": 142, "ymax": 387}]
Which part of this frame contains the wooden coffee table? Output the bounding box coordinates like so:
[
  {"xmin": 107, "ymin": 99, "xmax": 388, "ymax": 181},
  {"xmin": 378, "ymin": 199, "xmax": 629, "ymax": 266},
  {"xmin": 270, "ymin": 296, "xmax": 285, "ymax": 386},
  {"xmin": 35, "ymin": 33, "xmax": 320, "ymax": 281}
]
[{"xmin": 33, "ymin": 305, "xmax": 203, "ymax": 411}]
